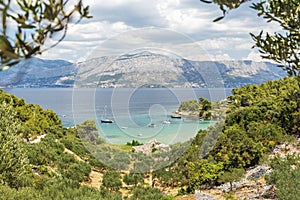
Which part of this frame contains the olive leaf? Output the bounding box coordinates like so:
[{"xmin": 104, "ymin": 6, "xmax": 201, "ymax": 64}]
[{"xmin": 0, "ymin": 0, "xmax": 92, "ymax": 70}]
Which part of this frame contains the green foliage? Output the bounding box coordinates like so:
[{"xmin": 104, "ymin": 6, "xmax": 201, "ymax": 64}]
[
  {"xmin": 61, "ymin": 129, "xmax": 89, "ymax": 157},
  {"xmin": 102, "ymin": 170, "xmax": 123, "ymax": 192},
  {"xmin": 200, "ymin": 0, "xmax": 247, "ymax": 18},
  {"xmin": 0, "ymin": 0, "xmax": 92, "ymax": 68},
  {"xmin": 76, "ymin": 120, "xmax": 107, "ymax": 147},
  {"xmin": 266, "ymin": 155, "xmax": 300, "ymax": 200},
  {"xmin": 0, "ymin": 89, "xmax": 62, "ymax": 139},
  {"xmin": 130, "ymin": 187, "xmax": 171, "ymax": 200},
  {"xmin": 63, "ymin": 162, "xmax": 91, "ymax": 182},
  {"xmin": 107, "ymin": 151, "xmax": 131, "ymax": 170},
  {"xmin": 224, "ymin": 191, "xmax": 238, "ymax": 200},
  {"xmin": 174, "ymin": 77, "xmax": 300, "ymax": 192},
  {"xmin": 179, "ymin": 100, "xmax": 199, "ymax": 112},
  {"xmin": 210, "ymin": 78, "xmax": 300, "ymax": 170},
  {"xmin": 212, "ymin": 124, "xmax": 266, "ymax": 168},
  {"xmin": 26, "ymin": 134, "xmax": 64, "ymax": 167},
  {"xmin": 0, "ymin": 102, "xmax": 31, "ymax": 188},
  {"xmin": 218, "ymin": 168, "xmax": 245, "ymax": 191},
  {"xmin": 0, "ymin": 89, "xmax": 170, "ymax": 199},
  {"xmin": 250, "ymin": 0, "xmax": 300, "ymax": 76},
  {"xmin": 0, "ymin": 178, "xmax": 123, "ymax": 200},
  {"xmin": 127, "ymin": 140, "xmax": 143, "ymax": 146},
  {"xmin": 123, "ymin": 173, "xmax": 144, "ymax": 186},
  {"xmin": 187, "ymin": 159, "xmax": 224, "ymax": 190},
  {"xmin": 99, "ymin": 186, "xmax": 123, "ymax": 200},
  {"xmin": 230, "ymin": 77, "xmax": 300, "ymax": 134},
  {"xmin": 153, "ymin": 168, "xmax": 184, "ymax": 188},
  {"xmin": 1, "ymin": 77, "xmax": 300, "ymax": 198},
  {"xmin": 199, "ymin": 97, "xmax": 212, "ymax": 111},
  {"xmin": 201, "ymin": 0, "xmax": 300, "ymax": 76},
  {"xmin": 179, "ymin": 97, "xmax": 213, "ymax": 120}
]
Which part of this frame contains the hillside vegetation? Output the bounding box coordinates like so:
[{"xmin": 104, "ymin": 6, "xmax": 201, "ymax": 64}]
[
  {"xmin": 0, "ymin": 77, "xmax": 300, "ymax": 199},
  {"xmin": 156, "ymin": 77, "xmax": 300, "ymax": 198},
  {"xmin": 0, "ymin": 89, "xmax": 174, "ymax": 199}
]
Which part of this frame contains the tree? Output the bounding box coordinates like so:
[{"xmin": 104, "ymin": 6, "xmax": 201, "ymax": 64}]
[
  {"xmin": 0, "ymin": 0, "xmax": 92, "ymax": 69},
  {"xmin": 187, "ymin": 159, "xmax": 224, "ymax": 190},
  {"xmin": 201, "ymin": 0, "xmax": 300, "ymax": 76},
  {"xmin": 123, "ymin": 173, "xmax": 144, "ymax": 186},
  {"xmin": 76, "ymin": 120, "xmax": 100, "ymax": 144},
  {"xmin": 266, "ymin": 155, "xmax": 300, "ymax": 200},
  {"xmin": 64, "ymin": 162, "xmax": 91, "ymax": 182},
  {"xmin": 102, "ymin": 170, "xmax": 123, "ymax": 192},
  {"xmin": 130, "ymin": 187, "xmax": 169, "ymax": 200},
  {"xmin": 0, "ymin": 102, "xmax": 30, "ymax": 188},
  {"xmin": 199, "ymin": 97, "xmax": 212, "ymax": 120}
]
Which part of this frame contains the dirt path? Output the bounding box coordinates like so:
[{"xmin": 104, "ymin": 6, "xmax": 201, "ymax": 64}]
[
  {"xmin": 64, "ymin": 148, "xmax": 85, "ymax": 162},
  {"xmin": 82, "ymin": 169, "xmax": 103, "ymax": 189}
]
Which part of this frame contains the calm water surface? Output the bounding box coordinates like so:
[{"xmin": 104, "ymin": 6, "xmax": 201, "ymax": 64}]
[{"xmin": 5, "ymin": 88, "xmax": 232, "ymax": 144}]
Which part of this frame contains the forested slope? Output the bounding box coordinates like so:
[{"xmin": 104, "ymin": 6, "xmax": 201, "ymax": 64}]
[
  {"xmin": 0, "ymin": 90, "xmax": 173, "ymax": 199},
  {"xmin": 155, "ymin": 77, "xmax": 300, "ymax": 198},
  {"xmin": 0, "ymin": 77, "xmax": 300, "ymax": 199}
]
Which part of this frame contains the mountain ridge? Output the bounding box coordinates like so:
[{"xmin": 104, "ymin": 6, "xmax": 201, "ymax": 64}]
[{"xmin": 0, "ymin": 51, "xmax": 287, "ymax": 88}]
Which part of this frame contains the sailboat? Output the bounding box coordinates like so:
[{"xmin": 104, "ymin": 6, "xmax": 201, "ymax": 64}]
[{"xmin": 101, "ymin": 105, "xmax": 114, "ymax": 123}]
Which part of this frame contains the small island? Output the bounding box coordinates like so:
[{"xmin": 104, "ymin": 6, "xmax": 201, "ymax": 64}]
[{"xmin": 177, "ymin": 97, "xmax": 228, "ymax": 120}]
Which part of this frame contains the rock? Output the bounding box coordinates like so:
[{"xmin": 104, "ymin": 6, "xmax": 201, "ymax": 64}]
[
  {"xmin": 194, "ymin": 190, "xmax": 217, "ymax": 200},
  {"xmin": 246, "ymin": 165, "xmax": 272, "ymax": 180},
  {"xmin": 261, "ymin": 185, "xmax": 277, "ymax": 199}
]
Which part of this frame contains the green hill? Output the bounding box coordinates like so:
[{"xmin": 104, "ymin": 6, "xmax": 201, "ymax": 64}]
[{"xmin": 0, "ymin": 77, "xmax": 299, "ymax": 199}]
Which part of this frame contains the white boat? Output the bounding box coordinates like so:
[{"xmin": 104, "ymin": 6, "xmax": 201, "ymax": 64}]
[
  {"xmin": 171, "ymin": 114, "xmax": 181, "ymax": 119},
  {"xmin": 101, "ymin": 119, "xmax": 114, "ymax": 123},
  {"xmin": 101, "ymin": 106, "xmax": 113, "ymax": 123},
  {"xmin": 162, "ymin": 120, "xmax": 171, "ymax": 124},
  {"xmin": 148, "ymin": 123, "xmax": 156, "ymax": 128}
]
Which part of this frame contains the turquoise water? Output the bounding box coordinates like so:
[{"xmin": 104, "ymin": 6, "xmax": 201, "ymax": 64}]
[
  {"xmin": 6, "ymin": 88, "xmax": 231, "ymax": 144},
  {"xmin": 99, "ymin": 115, "xmax": 216, "ymax": 144}
]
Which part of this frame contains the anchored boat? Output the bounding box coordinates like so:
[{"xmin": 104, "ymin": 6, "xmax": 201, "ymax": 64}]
[{"xmin": 101, "ymin": 105, "xmax": 114, "ymax": 123}]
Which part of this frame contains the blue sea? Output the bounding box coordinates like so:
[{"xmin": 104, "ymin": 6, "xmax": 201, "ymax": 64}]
[{"xmin": 5, "ymin": 88, "xmax": 232, "ymax": 144}]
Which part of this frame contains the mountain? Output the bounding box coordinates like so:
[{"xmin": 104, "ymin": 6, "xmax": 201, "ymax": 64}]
[
  {"xmin": 0, "ymin": 52, "xmax": 287, "ymax": 88},
  {"xmin": 0, "ymin": 58, "xmax": 73, "ymax": 88}
]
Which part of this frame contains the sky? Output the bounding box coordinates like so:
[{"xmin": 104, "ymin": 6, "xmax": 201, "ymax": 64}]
[{"xmin": 38, "ymin": 0, "xmax": 280, "ymax": 63}]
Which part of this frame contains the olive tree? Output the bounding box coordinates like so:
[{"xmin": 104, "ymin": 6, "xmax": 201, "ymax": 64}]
[
  {"xmin": 0, "ymin": 0, "xmax": 91, "ymax": 69},
  {"xmin": 201, "ymin": 0, "xmax": 300, "ymax": 76}
]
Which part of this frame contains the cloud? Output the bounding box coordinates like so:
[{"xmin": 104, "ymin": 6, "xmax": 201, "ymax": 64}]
[
  {"xmin": 39, "ymin": 21, "xmax": 134, "ymax": 62},
  {"xmin": 38, "ymin": 0, "xmax": 281, "ymax": 62},
  {"xmin": 199, "ymin": 37, "xmax": 254, "ymax": 53},
  {"xmin": 86, "ymin": 0, "xmax": 166, "ymax": 27},
  {"xmin": 243, "ymin": 51, "xmax": 265, "ymax": 62},
  {"xmin": 214, "ymin": 53, "xmax": 232, "ymax": 61}
]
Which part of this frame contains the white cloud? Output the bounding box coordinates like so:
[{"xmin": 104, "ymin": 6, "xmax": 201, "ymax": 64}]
[
  {"xmin": 39, "ymin": 21, "xmax": 134, "ymax": 62},
  {"xmin": 37, "ymin": 0, "xmax": 282, "ymax": 62},
  {"xmin": 198, "ymin": 37, "xmax": 253, "ymax": 51},
  {"xmin": 243, "ymin": 51, "xmax": 264, "ymax": 62},
  {"xmin": 214, "ymin": 53, "xmax": 232, "ymax": 61},
  {"xmin": 156, "ymin": 0, "xmax": 218, "ymax": 34}
]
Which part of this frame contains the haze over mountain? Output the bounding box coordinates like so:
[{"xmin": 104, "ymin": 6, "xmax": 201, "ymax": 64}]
[{"xmin": 0, "ymin": 51, "xmax": 286, "ymax": 88}]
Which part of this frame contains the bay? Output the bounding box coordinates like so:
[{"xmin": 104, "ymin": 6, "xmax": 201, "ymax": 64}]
[{"xmin": 5, "ymin": 88, "xmax": 232, "ymax": 144}]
